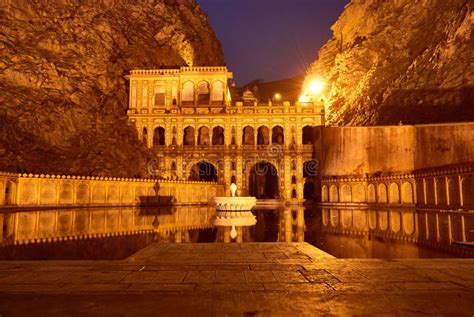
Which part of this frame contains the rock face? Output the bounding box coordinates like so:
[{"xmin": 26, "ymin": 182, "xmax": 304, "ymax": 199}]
[
  {"xmin": 305, "ymin": 0, "xmax": 473, "ymax": 125},
  {"xmin": 0, "ymin": 0, "xmax": 224, "ymax": 177}
]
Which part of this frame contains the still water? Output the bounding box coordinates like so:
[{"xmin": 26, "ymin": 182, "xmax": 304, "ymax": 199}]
[{"xmin": 0, "ymin": 206, "xmax": 472, "ymax": 260}]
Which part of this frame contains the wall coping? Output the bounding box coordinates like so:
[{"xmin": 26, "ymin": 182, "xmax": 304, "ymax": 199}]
[
  {"xmin": 321, "ymin": 163, "xmax": 474, "ymax": 183},
  {"xmin": 0, "ymin": 172, "xmax": 220, "ymax": 185},
  {"xmin": 325, "ymin": 121, "xmax": 474, "ymax": 129}
]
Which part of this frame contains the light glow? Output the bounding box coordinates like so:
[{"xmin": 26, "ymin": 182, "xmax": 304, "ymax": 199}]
[
  {"xmin": 298, "ymin": 95, "xmax": 311, "ymax": 103},
  {"xmin": 274, "ymin": 93, "xmax": 282, "ymax": 101},
  {"xmin": 307, "ymin": 79, "xmax": 325, "ymax": 95}
]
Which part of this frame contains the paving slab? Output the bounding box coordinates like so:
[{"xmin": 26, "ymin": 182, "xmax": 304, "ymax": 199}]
[{"xmin": 0, "ymin": 242, "xmax": 472, "ymax": 316}]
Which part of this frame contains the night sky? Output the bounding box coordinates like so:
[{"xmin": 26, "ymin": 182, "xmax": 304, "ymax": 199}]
[{"xmin": 198, "ymin": 0, "xmax": 349, "ymax": 85}]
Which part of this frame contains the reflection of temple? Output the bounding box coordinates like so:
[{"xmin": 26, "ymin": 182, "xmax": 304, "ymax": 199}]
[
  {"xmin": 127, "ymin": 67, "xmax": 324, "ymax": 201},
  {"xmin": 216, "ymin": 208, "xmax": 306, "ymax": 243}
]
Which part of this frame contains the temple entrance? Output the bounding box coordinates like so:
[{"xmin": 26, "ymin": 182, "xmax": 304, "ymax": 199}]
[
  {"xmin": 248, "ymin": 162, "xmax": 279, "ymax": 199},
  {"xmin": 189, "ymin": 161, "xmax": 218, "ymax": 182}
]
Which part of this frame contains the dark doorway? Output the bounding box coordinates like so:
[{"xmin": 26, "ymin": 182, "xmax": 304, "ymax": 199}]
[
  {"xmin": 249, "ymin": 162, "xmax": 279, "ymax": 199},
  {"xmin": 183, "ymin": 127, "xmax": 195, "ymax": 146},
  {"xmin": 153, "ymin": 127, "xmax": 165, "ymax": 146},
  {"xmin": 242, "ymin": 126, "xmax": 255, "ymax": 145},
  {"xmin": 142, "ymin": 127, "xmax": 148, "ymax": 145},
  {"xmin": 257, "ymin": 126, "xmax": 270, "ymax": 145},
  {"xmin": 304, "ymin": 181, "xmax": 315, "ymax": 200},
  {"xmin": 271, "ymin": 126, "xmax": 284, "ymax": 145},
  {"xmin": 212, "ymin": 126, "xmax": 225, "ymax": 145},
  {"xmin": 189, "ymin": 162, "xmax": 218, "ymax": 182}
]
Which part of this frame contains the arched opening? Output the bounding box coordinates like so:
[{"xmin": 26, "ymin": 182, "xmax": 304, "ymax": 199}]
[
  {"xmin": 302, "ymin": 126, "xmax": 316, "ymax": 145},
  {"xmin": 304, "ymin": 181, "xmax": 315, "ymax": 200},
  {"xmin": 248, "ymin": 162, "xmax": 279, "ymax": 199},
  {"xmin": 198, "ymin": 126, "xmax": 210, "ymax": 146},
  {"xmin": 291, "ymin": 176, "xmax": 297, "ymax": 184},
  {"xmin": 197, "ymin": 81, "xmax": 210, "ymax": 105},
  {"xmin": 242, "ymin": 126, "xmax": 255, "ymax": 145},
  {"xmin": 257, "ymin": 126, "xmax": 270, "ymax": 145},
  {"xmin": 142, "ymin": 127, "xmax": 148, "ymax": 146},
  {"xmin": 153, "ymin": 127, "xmax": 165, "ymax": 146},
  {"xmin": 211, "ymin": 81, "xmax": 225, "ymax": 103},
  {"xmin": 230, "ymin": 175, "xmax": 236, "ymax": 184},
  {"xmin": 212, "ymin": 126, "xmax": 225, "ymax": 145},
  {"xmin": 183, "ymin": 126, "xmax": 195, "ymax": 146},
  {"xmin": 291, "ymin": 189, "xmax": 297, "ymax": 199},
  {"xmin": 5, "ymin": 182, "xmax": 10, "ymax": 205},
  {"xmin": 182, "ymin": 81, "xmax": 194, "ymax": 105},
  {"xmin": 271, "ymin": 126, "xmax": 284, "ymax": 145},
  {"xmin": 189, "ymin": 162, "xmax": 218, "ymax": 182}
]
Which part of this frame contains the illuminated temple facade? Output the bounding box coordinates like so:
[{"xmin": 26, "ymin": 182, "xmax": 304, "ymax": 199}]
[{"xmin": 127, "ymin": 67, "xmax": 325, "ymax": 201}]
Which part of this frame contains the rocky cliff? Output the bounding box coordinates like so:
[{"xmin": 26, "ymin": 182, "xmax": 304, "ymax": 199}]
[
  {"xmin": 305, "ymin": 0, "xmax": 473, "ymax": 125},
  {"xmin": 0, "ymin": 0, "xmax": 224, "ymax": 177}
]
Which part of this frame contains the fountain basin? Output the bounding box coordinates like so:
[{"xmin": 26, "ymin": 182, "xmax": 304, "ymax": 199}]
[{"xmin": 213, "ymin": 197, "xmax": 257, "ymax": 211}]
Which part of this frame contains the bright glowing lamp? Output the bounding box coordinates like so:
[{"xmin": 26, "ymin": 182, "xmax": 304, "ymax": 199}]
[
  {"xmin": 307, "ymin": 79, "xmax": 325, "ymax": 95},
  {"xmin": 274, "ymin": 93, "xmax": 282, "ymax": 101}
]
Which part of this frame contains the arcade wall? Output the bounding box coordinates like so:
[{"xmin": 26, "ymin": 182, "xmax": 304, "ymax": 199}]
[
  {"xmin": 320, "ymin": 122, "xmax": 474, "ymax": 209},
  {"xmin": 0, "ymin": 173, "xmax": 224, "ymax": 207}
]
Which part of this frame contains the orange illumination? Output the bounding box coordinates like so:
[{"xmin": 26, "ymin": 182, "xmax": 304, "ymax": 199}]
[{"xmin": 307, "ymin": 79, "xmax": 325, "ymax": 95}]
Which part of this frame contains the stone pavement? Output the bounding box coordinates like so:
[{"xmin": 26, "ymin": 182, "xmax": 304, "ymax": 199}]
[{"xmin": 0, "ymin": 243, "xmax": 473, "ymax": 316}]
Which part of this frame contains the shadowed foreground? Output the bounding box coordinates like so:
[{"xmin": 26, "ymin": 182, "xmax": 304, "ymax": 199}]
[{"xmin": 0, "ymin": 243, "xmax": 473, "ymax": 316}]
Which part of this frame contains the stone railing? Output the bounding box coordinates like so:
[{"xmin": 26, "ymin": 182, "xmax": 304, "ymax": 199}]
[
  {"xmin": 0, "ymin": 173, "xmax": 224, "ymax": 207},
  {"xmin": 180, "ymin": 66, "xmax": 229, "ymax": 73},
  {"xmin": 321, "ymin": 163, "xmax": 474, "ymax": 210},
  {"xmin": 130, "ymin": 69, "xmax": 180, "ymax": 75}
]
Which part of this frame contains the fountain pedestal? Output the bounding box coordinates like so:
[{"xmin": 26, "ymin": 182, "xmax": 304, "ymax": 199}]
[{"xmin": 213, "ymin": 184, "xmax": 257, "ymax": 240}]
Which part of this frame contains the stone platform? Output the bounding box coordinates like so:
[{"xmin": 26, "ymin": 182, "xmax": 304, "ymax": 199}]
[{"xmin": 0, "ymin": 243, "xmax": 473, "ymax": 316}]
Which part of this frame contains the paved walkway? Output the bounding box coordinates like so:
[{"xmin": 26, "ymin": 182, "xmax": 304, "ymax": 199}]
[{"xmin": 0, "ymin": 243, "xmax": 473, "ymax": 316}]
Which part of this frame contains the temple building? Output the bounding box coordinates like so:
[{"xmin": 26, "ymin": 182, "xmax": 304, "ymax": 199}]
[{"xmin": 126, "ymin": 67, "xmax": 324, "ymax": 201}]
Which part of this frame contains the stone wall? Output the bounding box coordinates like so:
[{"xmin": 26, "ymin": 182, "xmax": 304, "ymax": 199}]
[
  {"xmin": 0, "ymin": 173, "xmax": 224, "ymax": 207},
  {"xmin": 320, "ymin": 123, "xmax": 474, "ymax": 209}
]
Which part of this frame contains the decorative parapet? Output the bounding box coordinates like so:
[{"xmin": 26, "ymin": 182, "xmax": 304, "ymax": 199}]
[
  {"xmin": 15, "ymin": 173, "xmax": 218, "ymax": 185},
  {"xmin": 321, "ymin": 163, "xmax": 474, "ymax": 210},
  {"xmin": 321, "ymin": 173, "xmax": 415, "ymax": 183},
  {"xmin": 130, "ymin": 69, "xmax": 180, "ymax": 76},
  {"xmin": 180, "ymin": 66, "xmax": 229, "ymax": 73}
]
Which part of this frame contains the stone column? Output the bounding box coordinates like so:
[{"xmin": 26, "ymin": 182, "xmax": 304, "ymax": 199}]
[
  {"xmin": 296, "ymin": 156, "xmax": 304, "ymax": 200},
  {"xmin": 223, "ymin": 156, "xmax": 231, "ymax": 193},
  {"xmin": 284, "ymin": 155, "xmax": 292, "ymax": 200},
  {"xmin": 236, "ymin": 156, "xmax": 244, "ymax": 196}
]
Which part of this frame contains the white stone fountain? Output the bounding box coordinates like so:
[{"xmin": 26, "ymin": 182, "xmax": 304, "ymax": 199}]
[{"xmin": 213, "ymin": 183, "xmax": 257, "ymax": 240}]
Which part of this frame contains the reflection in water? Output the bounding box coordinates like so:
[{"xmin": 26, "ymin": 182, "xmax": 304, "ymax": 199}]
[
  {"xmin": 0, "ymin": 206, "xmax": 472, "ymax": 260},
  {"xmin": 310, "ymin": 208, "xmax": 474, "ymax": 258},
  {"xmin": 0, "ymin": 206, "xmax": 216, "ymax": 260}
]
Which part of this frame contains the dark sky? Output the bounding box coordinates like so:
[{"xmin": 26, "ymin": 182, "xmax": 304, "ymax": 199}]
[{"xmin": 198, "ymin": 0, "xmax": 349, "ymax": 85}]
